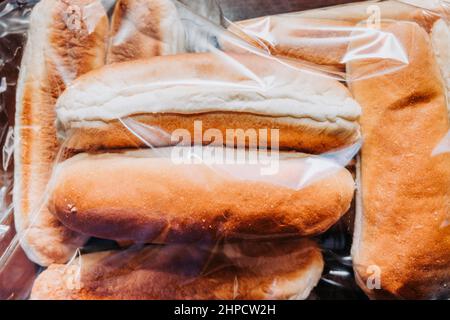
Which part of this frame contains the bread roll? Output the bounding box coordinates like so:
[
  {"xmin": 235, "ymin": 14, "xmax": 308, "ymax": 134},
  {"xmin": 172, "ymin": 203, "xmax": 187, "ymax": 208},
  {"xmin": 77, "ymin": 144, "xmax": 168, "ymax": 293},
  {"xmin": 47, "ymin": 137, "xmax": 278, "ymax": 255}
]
[
  {"xmin": 107, "ymin": 0, "xmax": 185, "ymax": 63},
  {"xmin": 227, "ymin": 0, "xmax": 444, "ymax": 69},
  {"xmin": 13, "ymin": 0, "xmax": 109, "ymax": 266},
  {"xmin": 47, "ymin": 148, "xmax": 354, "ymax": 243},
  {"xmin": 30, "ymin": 239, "xmax": 324, "ymax": 300},
  {"xmin": 56, "ymin": 53, "xmax": 361, "ymax": 154},
  {"xmin": 348, "ymin": 21, "xmax": 450, "ymax": 299}
]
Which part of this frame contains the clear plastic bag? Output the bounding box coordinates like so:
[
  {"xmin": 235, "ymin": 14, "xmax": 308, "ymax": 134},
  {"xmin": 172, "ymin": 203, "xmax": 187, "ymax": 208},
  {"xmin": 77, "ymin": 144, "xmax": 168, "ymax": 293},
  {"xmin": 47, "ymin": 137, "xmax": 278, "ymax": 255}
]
[{"xmin": 0, "ymin": 0, "xmax": 448, "ymax": 300}]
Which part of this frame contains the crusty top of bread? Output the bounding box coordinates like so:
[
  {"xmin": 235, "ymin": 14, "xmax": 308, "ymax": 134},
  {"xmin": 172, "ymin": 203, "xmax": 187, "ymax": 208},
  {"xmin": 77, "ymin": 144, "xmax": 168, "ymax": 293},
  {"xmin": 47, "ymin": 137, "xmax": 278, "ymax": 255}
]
[
  {"xmin": 30, "ymin": 239, "xmax": 324, "ymax": 300},
  {"xmin": 56, "ymin": 53, "xmax": 360, "ymax": 129},
  {"xmin": 52, "ymin": 147, "xmax": 349, "ymax": 190},
  {"xmin": 107, "ymin": 0, "xmax": 185, "ymax": 63}
]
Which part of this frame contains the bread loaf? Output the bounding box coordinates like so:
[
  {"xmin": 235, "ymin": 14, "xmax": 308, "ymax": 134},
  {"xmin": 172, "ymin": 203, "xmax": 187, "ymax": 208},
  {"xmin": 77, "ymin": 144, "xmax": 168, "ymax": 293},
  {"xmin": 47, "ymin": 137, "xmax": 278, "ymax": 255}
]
[
  {"xmin": 13, "ymin": 0, "xmax": 109, "ymax": 266},
  {"xmin": 348, "ymin": 21, "xmax": 450, "ymax": 299}
]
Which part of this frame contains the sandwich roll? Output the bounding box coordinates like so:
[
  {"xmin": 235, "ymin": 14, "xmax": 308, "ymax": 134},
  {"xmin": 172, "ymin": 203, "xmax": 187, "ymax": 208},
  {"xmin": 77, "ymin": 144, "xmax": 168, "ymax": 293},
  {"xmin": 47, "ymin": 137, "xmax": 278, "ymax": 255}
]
[
  {"xmin": 56, "ymin": 53, "xmax": 361, "ymax": 154},
  {"xmin": 13, "ymin": 0, "xmax": 109, "ymax": 266},
  {"xmin": 226, "ymin": 0, "xmax": 445, "ymax": 69},
  {"xmin": 30, "ymin": 239, "xmax": 324, "ymax": 300},
  {"xmin": 107, "ymin": 0, "xmax": 185, "ymax": 63},
  {"xmin": 47, "ymin": 148, "xmax": 355, "ymax": 243},
  {"xmin": 348, "ymin": 21, "xmax": 450, "ymax": 299}
]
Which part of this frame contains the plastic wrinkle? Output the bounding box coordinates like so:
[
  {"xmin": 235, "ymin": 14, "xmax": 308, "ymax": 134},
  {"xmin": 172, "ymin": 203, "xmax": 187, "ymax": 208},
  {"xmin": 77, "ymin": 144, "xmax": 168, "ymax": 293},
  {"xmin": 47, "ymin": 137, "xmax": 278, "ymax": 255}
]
[
  {"xmin": 432, "ymin": 130, "xmax": 450, "ymax": 155},
  {"xmin": 0, "ymin": 202, "xmax": 12, "ymax": 226},
  {"xmin": 2, "ymin": 126, "xmax": 13, "ymax": 172},
  {"xmin": 341, "ymin": 28, "xmax": 409, "ymax": 64},
  {"xmin": 119, "ymin": 117, "xmax": 173, "ymax": 149},
  {"xmin": 0, "ymin": 77, "xmax": 6, "ymax": 94},
  {"xmin": 320, "ymin": 139, "xmax": 362, "ymax": 167},
  {"xmin": 0, "ymin": 224, "xmax": 9, "ymax": 241}
]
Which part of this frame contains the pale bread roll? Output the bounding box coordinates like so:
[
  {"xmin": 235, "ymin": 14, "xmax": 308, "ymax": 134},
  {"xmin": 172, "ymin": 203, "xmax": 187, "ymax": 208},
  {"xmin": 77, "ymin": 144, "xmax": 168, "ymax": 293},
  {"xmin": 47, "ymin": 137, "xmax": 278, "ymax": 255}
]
[
  {"xmin": 56, "ymin": 53, "xmax": 361, "ymax": 154},
  {"xmin": 47, "ymin": 148, "xmax": 355, "ymax": 243},
  {"xmin": 30, "ymin": 239, "xmax": 324, "ymax": 300},
  {"xmin": 107, "ymin": 0, "xmax": 185, "ymax": 63},
  {"xmin": 13, "ymin": 0, "xmax": 109, "ymax": 266},
  {"xmin": 348, "ymin": 21, "xmax": 450, "ymax": 299}
]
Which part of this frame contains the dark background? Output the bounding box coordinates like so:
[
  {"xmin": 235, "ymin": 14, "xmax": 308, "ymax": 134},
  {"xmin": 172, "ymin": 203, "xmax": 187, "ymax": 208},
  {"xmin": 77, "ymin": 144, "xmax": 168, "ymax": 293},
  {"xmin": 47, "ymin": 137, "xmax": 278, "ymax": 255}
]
[{"xmin": 219, "ymin": 0, "xmax": 359, "ymax": 21}]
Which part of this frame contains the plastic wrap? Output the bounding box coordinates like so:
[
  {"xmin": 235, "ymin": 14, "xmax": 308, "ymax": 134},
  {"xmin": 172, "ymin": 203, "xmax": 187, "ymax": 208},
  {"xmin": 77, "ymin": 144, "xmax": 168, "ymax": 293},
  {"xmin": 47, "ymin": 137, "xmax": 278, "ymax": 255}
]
[{"xmin": 0, "ymin": 0, "xmax": 449, "ymax": 300}]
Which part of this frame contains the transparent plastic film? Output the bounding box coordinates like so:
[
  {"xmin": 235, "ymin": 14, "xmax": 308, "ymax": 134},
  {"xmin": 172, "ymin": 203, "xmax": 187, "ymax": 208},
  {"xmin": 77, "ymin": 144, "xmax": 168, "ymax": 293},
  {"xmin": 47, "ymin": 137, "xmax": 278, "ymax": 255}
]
[
  {"xmin": 29, "ymin": 238, "xmax": 324, "ymax": 300},
  {"xmin": 0, "ymin": 0, "xmax": 448, "ymax": 301},
  {"xmin": 224, "ymin": 0, "xmax": 450, "ymax": 81},
  {"xmin": 49, "ymin": 0, "xmax": 362, "ymax": 250}
]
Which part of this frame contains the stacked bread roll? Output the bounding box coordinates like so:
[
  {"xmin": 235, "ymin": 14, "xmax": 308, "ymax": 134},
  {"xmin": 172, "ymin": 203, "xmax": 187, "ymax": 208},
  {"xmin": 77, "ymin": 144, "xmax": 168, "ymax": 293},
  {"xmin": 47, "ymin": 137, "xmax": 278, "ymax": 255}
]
[
  {"xmin": 14, "ymin": 0, "xmax": 362, "ymax": 300},
  {"xmin": 227, "ymin": 0, "xmax": 450, "ymax": 299},
  {"xmin": 13, "ymin": 0, "xmax": 109, "ymax": 267}
]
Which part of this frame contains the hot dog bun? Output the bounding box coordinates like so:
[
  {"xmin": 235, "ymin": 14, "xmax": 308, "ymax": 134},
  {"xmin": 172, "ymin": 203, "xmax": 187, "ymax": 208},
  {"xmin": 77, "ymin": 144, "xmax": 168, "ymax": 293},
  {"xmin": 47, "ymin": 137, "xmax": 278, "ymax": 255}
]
[
  {"xmin": 47, "ymin": 148, "xmax": 355, "ymax": 243},
  {"xmin": 56, "ymin": 53, "xmax": 361, "ymax": 154},
  {"xmin": 13, "ymin": 0, "xmax": 109, "ymax": 266},
  {"xmin": 30, "ymin": 239, "xmax": 324, "ymax": 300},
  {"xmin": 348, "ymin": 21, "xmax": 450, "ymax": 299}
]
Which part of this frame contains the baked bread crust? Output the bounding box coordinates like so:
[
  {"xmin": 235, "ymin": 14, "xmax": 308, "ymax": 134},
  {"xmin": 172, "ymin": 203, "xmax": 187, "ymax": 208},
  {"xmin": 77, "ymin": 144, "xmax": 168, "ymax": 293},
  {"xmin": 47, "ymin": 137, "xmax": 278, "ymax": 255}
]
[
  {"xmin": 13, "ymin": 0, "xmax": 109, "ymax": 266},
  {"xmin": 48, "ymin": 149, "xmax": 355, "ymax": 243},
  {"xmin": 64, "ymin": 112, "xmax": 360, "ymax": 154},
  {"xmin": 348, "ymin": 21, "xmax": 450, "ymax": 299}
]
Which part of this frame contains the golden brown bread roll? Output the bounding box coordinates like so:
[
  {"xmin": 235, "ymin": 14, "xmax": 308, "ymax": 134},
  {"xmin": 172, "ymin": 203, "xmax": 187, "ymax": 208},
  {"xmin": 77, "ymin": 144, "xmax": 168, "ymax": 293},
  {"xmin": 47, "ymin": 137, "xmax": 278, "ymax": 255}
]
[
  {"xmin": 107, "ymin": 0, "xmax": 185, "ymax": 63},
  {"xmin": 47, "ymin": 148, "xmax": 355, "ymax": 243},
  {"xmin": 13, "ymin": 0, "xmax": 109, "ymax": 266},
  {"xmin": 348, "ymin": 21, "xmax": 450, "ymax": 299},
  {"xmin": 30, "ymin": 239, "xmax": 324, "ymax": 300}
]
